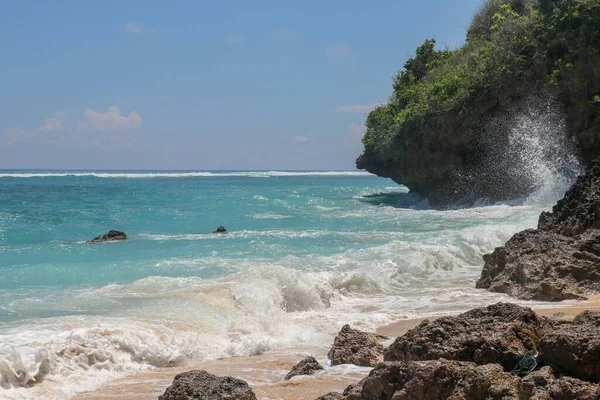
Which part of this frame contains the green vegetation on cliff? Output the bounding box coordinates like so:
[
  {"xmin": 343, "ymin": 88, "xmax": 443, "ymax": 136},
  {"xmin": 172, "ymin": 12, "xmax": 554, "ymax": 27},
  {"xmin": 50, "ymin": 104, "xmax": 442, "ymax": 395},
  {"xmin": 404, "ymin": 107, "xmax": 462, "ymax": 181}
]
[{"xmin": 362, "ymin": 0, "xmax": 600, "ymax": 155}]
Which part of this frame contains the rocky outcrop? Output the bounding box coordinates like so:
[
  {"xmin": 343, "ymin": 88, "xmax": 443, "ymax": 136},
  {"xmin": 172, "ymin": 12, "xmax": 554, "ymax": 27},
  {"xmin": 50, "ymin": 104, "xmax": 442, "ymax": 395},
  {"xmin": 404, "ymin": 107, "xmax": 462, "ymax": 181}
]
[
  {"xmin": 86, "ymin": 230, "xmax": 127, "ymax": 243},
  {"xmin": 213, "ymin": 226, "xmax": 227, "ymax": 234},
  {"xmin": 328, "ymin": 325, "xmax": 388, "ymax": 367},
  {"xmin": 477, "ymin": 160, "xmax": 600, "ymax": 301},
  {"xmin": 538, "ymin": 311, "xmax": 600, "ymax": 383},
  {"xmin": 315, "ymin": 393, "xmax": 345, "ymax": 400},
  {"xmin": 159, "ymin": 370, "xmax": 256, "ymax": 400},
  {"xmin": 284, "ymin": 356, "xmax": 324, "ymax": 380},
  {"xmin": 384, "ymin": 303, "xmax": 540, "ymax": 369},
  {"xmin": 322, "ymin": 361, "xmax": 599, "ymax": 400}
]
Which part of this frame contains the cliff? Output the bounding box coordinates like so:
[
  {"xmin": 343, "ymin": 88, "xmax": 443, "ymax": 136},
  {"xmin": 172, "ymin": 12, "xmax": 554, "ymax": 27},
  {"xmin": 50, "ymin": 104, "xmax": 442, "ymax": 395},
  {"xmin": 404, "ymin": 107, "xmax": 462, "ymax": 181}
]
[{"xmin": 357, "ymin": 0, "xmax": 600, "ymax": 205}]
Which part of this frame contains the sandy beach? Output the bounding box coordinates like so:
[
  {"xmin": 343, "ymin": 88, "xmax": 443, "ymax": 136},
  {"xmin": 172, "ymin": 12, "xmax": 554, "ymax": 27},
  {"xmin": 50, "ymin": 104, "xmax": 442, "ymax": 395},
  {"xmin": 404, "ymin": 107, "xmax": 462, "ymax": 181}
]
[{"xmin": 73, "ymin": 296, "xmax": 600, "ymax": 400}]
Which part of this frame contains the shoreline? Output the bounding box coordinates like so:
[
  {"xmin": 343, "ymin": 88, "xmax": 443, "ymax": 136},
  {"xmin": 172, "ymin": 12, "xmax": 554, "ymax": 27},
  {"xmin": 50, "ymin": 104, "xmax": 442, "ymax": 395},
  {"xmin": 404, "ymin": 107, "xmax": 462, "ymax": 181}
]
[{"xmin": 73, "ymin": 296, "xmax": 600, "ymax": 400}]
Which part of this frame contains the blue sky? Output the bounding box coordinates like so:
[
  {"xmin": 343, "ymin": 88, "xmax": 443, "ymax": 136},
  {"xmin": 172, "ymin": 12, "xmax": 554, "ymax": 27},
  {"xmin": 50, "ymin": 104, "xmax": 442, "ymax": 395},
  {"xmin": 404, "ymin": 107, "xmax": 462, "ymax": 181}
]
[{"xmin": 0, "ymin": 0, "xmax": 482, "ymax": 170}]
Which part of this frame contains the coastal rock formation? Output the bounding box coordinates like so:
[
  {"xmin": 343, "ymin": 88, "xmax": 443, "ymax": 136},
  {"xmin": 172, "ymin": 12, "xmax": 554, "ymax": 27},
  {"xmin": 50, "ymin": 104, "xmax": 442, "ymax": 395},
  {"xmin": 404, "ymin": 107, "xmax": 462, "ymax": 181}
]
[
  {"xmin": 356, "ymin": 0, "xmax": 600, "ymax": 205},
  {"xmin": 318, "ymin": 361, "xmax": 599, "ymax": 400},
  {"xmin": 328, "ymin": 325, "xmax": 388, "ymax": 367},
  {"xmin": 284, "ymin": 356, "xmax": 324, "ymax": 380},
  {"xmin": 213, "ymin": 226, "xmax": 227, "ymax": 234},
  {"xmin": 158, "ymin": 370, "xmax": 256, "ymax": 400},
  {"xmin": 384, "ymin": 303, "xmax": 540, "ymax": 369},
  {"xmin": 538, "ymin": 311, "xmax": 600, "ymax": 383},
  {"xmin": 315, "ymin": 393, "xmax": 345, "ymax": 400},
  {"xmin": 86, "ymin": 230, "xmax": 127, "ymax": 243},
  {"xmin": 477, "ymin": 160, "xmax": 600, "ymax": 301}
]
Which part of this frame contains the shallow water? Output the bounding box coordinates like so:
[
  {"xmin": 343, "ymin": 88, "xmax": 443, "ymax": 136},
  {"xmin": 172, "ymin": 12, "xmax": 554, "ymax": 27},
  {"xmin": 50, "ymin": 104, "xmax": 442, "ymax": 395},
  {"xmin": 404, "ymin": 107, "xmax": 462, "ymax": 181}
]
[{"xmin": 0, "ymin": 170, "xmax": 568, "ymax": 399}]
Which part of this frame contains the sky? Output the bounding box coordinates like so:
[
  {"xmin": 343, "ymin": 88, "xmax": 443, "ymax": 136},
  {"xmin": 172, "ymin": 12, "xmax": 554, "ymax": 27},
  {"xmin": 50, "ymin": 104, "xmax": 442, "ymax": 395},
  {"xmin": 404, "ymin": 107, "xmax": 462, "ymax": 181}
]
[{"xmin": 0, "ymin": 0, "xmax": 483, "ymax": 170}]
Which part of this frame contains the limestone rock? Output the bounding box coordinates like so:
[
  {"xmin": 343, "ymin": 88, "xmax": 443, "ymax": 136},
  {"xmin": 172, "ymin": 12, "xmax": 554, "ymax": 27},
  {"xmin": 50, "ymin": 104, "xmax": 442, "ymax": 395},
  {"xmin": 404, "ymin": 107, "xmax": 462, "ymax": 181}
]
[
  {"xmin": 158, "ymin": 370, "xmax": 256, "ymax": 400},
  {"xmin": 384, "ymin": 303, "xmax": 540, "ymax": 369},
  {"xmin": 284, "ymin": 356, "xmax": 324, "ymax": 380},
  {"xmin": 328, "ymin": 325, "xmax": 388, "ymax": 367}
]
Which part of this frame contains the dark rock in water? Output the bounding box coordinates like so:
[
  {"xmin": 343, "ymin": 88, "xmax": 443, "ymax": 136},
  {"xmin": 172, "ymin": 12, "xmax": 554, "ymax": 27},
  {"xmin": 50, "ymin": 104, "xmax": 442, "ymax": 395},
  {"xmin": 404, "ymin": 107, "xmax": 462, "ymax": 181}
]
[
  {"xmin": 285, "ymin": 356, "xmax": 324, "ymax": 380},
  {"xmin": 538, "ymin": 160, "xmax": 600, "ymax": 236},
  {"xmin": 478, "ymin": 159, "xmax": 600, "ymax": 301},
  {"xmin": 539, "ymin": 310, "xmax": 600, "ymax": 383},
  {"xmin": 213, "ymin": 226, "xmax": 227, "ymax": 234},
  {"xmin": 384, "ymin": 303, "xmax": 540, "ymax": 370},
  {"xmin": 314, "ymin": 393, "xmax": 345, "ymax": 400},
  {"xmin": 86, "ymin": 230, "xmax": 127, "ymax": 243},
  {"xmin": 328, "ymin": 325, "xmax": 388, "ymax": 367},
  {"xmin": 158, "ymin": 370, "xmax": 256, "ymax": 400},
  {"xmin": 324, "ymin": 360, "xmax": 599, "ymax": 400}
]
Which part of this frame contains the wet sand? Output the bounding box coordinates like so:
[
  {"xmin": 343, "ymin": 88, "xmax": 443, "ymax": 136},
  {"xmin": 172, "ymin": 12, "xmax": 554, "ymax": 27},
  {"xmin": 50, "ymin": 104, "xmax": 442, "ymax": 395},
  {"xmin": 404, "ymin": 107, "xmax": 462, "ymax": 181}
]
[{"xmin": 74, "ymin": 296, "xmax": 600, "ymax": 400}]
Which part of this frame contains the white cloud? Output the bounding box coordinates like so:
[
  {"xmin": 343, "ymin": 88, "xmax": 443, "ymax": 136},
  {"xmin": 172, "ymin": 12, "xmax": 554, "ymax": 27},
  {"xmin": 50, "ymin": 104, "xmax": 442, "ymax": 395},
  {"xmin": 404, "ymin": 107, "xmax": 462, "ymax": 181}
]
[
  {"xmin": 225, "ymin": 34, "xmax": 245, "ymax": 43},
  {"xmin": 325, "ymin": 44, "xmax": 355, "ymax": 60},
  {"xmin": 335, "ymin": 104, "xmax": 378, "ymax": 113},
  {"xmin": 293, "ymin": 135, "xmax": 309, "ymax": 143},
  {"xmin": 77, "ymin": 106, "xmax": 142, "ymax": 132},
  {"xmin": 38, "ymin": 112, "xmax": 65, "ymax": 133},
  {"xmin": 124, "ymin": 22, "xmax": 147, "ymax": 34},
  {"xmin": 348, "ymin": 123, "xmax": 366, "ymax": 140},
  {"xmin": 2, "ymin": 112, "xmax": 66, "ymax": 145}
]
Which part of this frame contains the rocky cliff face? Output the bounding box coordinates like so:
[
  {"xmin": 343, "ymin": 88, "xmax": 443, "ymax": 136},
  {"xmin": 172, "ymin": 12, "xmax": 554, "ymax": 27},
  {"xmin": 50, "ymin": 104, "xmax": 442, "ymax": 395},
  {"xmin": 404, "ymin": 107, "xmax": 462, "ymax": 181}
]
[
  {"xmin": 477, "ymin": 159, "xmax": 600, "ymax": 300},
  {"xmin": 357, "ymin": 0, "xmax": 600, "ymax": 206}
]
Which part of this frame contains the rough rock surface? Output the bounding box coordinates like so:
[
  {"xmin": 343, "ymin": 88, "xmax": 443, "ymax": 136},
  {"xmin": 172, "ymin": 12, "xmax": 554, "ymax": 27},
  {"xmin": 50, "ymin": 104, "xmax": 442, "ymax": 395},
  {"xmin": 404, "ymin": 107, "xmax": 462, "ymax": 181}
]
[
  {"xmin": 328, "ymin": 325, "xmax": 388, "ymax": 367},
  {"xmin": 159, "ymin": 370, "xmax": 256, "ymax": 400},
  {"xmin": 477, "ymin": 160, "xmax": 600, "ymax": 301},
  {"xmin": 325, "ymin": 361, "xmax": 599, "ymax": 400},
  {"xmin": 314, "ymin": 393, "xmax": 345, "ymax": 400},
  {"xmin": 384, "ymin": 303, "xmax": 541, "ymax": 369},
  {"xmin": 213, "ymin": 226, "xmax": 227, "ymax": 234},
  {"xmin": 284, "ymin": 356, "xmax": 324, "ymax": 380},
  {"xmin": 86, "ymin": 230, "xmax": 127, "ymax": 243},
  {"xmin": 538, "ymin": 311, "xmax": 600, "ymax": 383}
]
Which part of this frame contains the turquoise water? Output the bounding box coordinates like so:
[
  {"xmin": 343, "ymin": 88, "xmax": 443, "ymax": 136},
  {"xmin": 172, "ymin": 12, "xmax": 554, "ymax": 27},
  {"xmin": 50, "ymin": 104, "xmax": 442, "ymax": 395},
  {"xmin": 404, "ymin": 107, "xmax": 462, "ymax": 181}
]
[{"xmin": 0, "ymin": 171, "xmax": 554, "ymax": 399}]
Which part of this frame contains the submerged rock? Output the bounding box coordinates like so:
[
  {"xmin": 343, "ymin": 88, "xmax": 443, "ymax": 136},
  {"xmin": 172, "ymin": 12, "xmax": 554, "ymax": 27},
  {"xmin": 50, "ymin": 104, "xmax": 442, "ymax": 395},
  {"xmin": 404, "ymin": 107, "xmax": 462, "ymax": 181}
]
[
  {"xmin": 328, "ymin": 325, "xmax": 388, "ymax": 367},
  {"xmin": 284, "ymin": 356, "xmax": 324, "ymax": 380},
  {"xmin": 159, "ymin": 370, "xmax": 256, "ymax": 400},
  {"xmin": 384, "ymin": 303, "xmax": 540, "ymax": 369},
  {"xmin": 86, "ymin": 230, "xmax": 127, "ymax": 243},
  {"xmin": 315, "ymin": 393, "xmax": 345, "ymax": 400},
  {"xmin": 213, "ymin": 226, "xmax": 227, "ymax": 234},
  {"xmin": 478, "ymin": 159, "xmax": 600, "ymax": 301}
]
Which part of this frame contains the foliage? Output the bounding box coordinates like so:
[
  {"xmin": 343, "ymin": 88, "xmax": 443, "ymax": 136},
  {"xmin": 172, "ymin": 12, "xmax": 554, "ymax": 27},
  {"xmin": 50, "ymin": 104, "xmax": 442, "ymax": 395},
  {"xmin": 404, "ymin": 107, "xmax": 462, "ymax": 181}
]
[{"xmin": 362, "ymin": 0, "xmax": 600, "ymax": 152}]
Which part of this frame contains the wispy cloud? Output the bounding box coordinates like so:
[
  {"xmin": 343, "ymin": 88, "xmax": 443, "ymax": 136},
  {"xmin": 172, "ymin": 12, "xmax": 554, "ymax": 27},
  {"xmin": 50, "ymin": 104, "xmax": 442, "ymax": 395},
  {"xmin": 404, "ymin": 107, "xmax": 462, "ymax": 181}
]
[
  {"xmin": 325, "ymin": 44, "xmax": 355, "ymax": 60},
  {"xmin": 124, "ymin": 22, "xmax": 148, "ymax": 34},
  {"xmin": 348, "ymin": 123, "xmax": 366, "ymax": 140},
  {"xmin": 77, "ymin": 106, "xmax": 142, "ymax": 132},
  {"xmin": 270, "ymin": 28, "xmax": 298, "ymax": 41},
  {"xmin": 335, "ymin": 104, "xmax": 378, "ymax": 113},
  {"xmin": 2, "ymin": 112, "xmax": 66, "ymax": 145},
  {"xmin": 225, "ymin": 34, "xmax": 245, "ymax": 43},
  {"xmin": 293, "ymin": 135, "xmax": 309, "ymax": 143}
]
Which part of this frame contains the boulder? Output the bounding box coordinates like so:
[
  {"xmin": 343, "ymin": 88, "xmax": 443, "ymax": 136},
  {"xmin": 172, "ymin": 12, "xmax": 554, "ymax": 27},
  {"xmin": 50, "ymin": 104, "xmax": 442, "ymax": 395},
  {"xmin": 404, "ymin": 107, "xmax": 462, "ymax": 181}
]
[
  {"xmin": 315, "ymin": 393, "xmax": 345, "ymax": 400},
  {"xmin": 213, "ymin": 226, "xmax": 227, "ymax": 234},
  {"xmin": 158, "ymin": 370, "xmax": 256, "ymax": 400},
  {"xmin": 478, "ymin": 159, "xmax": 600, "ymax": 301},
  {"xmin": 328, "ymin": 325, "xmax": 388, "ymax": 367},
  {"xmin": 322, "ymin": 360, "xmax": 599, "ymax": 400},
  {"xmin": 384, "ymin": 303, "xmax": 541, "ymax": 369},
  {"xmin": 477, "ymin": 229, "xmax": 600, "ymax": 301},
  {"xmin": 285, "ymin": 356, "xmax": 324, "ymax": 380},
  {"xmin": 86, "ymin": 230, "xmax": 127, "ymax": 243},
  {"xmin": 538, "ymin": 310, "xmax": 600, "ymax": 383}
]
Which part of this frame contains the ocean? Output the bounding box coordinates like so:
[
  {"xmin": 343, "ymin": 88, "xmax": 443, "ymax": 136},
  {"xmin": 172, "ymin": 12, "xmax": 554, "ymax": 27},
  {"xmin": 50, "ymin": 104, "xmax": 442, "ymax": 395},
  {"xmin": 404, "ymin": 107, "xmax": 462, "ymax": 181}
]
[{"xmin": 0, "ymin": 170, "xmax": 567, "ymax": 399}]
